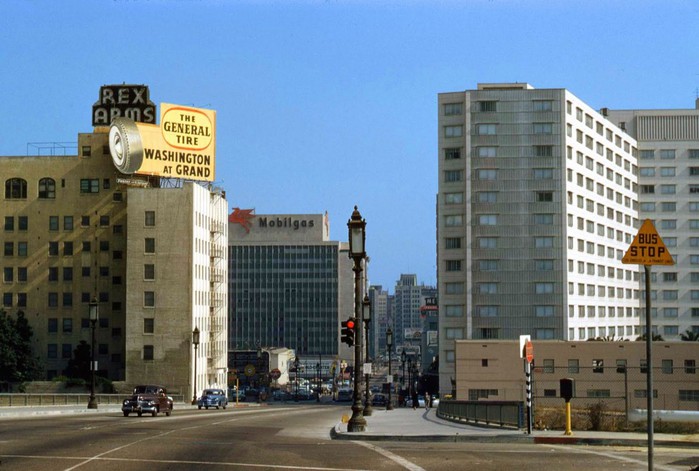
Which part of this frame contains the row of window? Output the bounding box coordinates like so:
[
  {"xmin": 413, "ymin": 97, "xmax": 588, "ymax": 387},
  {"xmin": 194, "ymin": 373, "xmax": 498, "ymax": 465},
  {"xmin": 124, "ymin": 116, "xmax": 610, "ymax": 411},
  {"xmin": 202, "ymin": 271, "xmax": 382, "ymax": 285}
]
[
  {"xmin": 4, "ymin": 177, "xmax": 115, "ymax": 199},
  {"xmin": 1, "ymin": 292, "xmax": 122, "ymax": 309},
  {"xmin": 2, "ymin": 237, "xmax": 153, "ymax": 259},
  {"xmin": 640, "ymin": 149, "xmax": 699, "ymax": 160},
  {"xmin": 46, "ymin": 343, "xmax": 115, "ymax": 360},
  {"xmin": 4, "ymin": 215, "xmax": 114, "ymax": 233}
]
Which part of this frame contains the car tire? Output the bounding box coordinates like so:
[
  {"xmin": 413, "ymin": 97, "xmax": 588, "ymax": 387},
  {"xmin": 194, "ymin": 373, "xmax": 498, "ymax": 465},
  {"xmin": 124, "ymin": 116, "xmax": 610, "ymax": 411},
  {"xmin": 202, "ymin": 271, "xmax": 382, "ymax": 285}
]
[
  {"xmin": 166, "ymin": 409, "xmax": 171, "ymax": 417},
  {"xmin": 223, "ymin": 404, "xmax": 227, "ymax": 409},
  {"xmin": 152, "ymin": 408, "xmax": 158, "ymax": 417},
  {"xmin": 123, "ymin": 412, "xmax": 129, "ymax": 417},
  {"xmin": 198, "ymin": 405, "xmax": 202, "ymax": 410}
]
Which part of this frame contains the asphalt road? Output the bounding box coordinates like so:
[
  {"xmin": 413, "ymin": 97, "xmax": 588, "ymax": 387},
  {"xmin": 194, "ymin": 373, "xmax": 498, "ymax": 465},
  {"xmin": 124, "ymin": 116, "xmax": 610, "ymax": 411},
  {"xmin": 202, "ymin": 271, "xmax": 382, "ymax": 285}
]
[{"xmin": 1, "ymin": 403, "xmax": 697, "ymax": 470}]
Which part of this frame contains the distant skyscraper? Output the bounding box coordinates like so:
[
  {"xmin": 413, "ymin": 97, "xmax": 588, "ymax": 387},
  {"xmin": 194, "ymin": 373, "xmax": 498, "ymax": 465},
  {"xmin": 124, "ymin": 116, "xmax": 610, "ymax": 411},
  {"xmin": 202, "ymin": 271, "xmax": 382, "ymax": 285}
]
[
  {"xmin": 437, "ymin": 83, "xmax": 640, "ymax": 393},
  {"xmin": 606, "ymin": 101, "xmax": 699, "ymax": 340},
  {"xmin": 393, "ymin": 274, "xmax": 436, "ymax": 356}
]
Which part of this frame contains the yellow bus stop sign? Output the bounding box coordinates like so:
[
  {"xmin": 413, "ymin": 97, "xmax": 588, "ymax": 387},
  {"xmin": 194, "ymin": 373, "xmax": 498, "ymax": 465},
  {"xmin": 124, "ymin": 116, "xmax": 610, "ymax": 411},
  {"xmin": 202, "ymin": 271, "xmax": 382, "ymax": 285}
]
[{"xmin": 622, "ymin": 219, "xmax": 675, "ymax": 266}]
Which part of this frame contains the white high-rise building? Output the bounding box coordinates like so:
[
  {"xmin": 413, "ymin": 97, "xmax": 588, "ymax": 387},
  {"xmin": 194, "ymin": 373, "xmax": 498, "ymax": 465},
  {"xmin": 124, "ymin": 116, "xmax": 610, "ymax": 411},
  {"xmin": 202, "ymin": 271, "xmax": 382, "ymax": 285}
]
[
  {"xmin": 606, "ymin": 102, "xmax": 699, "ymax": 341},
  {"xmin": 437, "ymin": 83, "xmax": 640, "ymax": 393}
]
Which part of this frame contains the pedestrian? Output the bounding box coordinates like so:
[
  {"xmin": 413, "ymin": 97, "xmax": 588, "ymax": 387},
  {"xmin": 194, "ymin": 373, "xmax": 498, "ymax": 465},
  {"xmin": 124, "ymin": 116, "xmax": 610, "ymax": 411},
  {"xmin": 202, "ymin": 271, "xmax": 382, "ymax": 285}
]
[
  {"xmin": 424, "ymin": 391, "xmax": 430, "ymax": 410},
  {"xmin": 411, "ymin": 388, "xmax": 418, "ymax": 410}
]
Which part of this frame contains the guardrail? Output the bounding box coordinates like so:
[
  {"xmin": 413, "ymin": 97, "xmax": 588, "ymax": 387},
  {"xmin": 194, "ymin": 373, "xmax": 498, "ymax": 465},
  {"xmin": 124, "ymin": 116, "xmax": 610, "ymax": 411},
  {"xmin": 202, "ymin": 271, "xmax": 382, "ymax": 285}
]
[
  {"xmin": 0, "ymin": 394, "xmax": 186, "ymax": 407},
  {"xmin": 437, "ymin": 400, "xmax": 525, "ymax": 429}
]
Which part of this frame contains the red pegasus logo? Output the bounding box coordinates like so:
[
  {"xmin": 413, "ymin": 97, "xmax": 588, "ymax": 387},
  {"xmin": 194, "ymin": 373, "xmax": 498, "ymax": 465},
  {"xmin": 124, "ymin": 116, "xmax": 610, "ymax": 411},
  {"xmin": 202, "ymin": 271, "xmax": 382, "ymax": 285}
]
[{"xmin": 229, "ymin": 208, "xmax": 255, "ymax": 233}]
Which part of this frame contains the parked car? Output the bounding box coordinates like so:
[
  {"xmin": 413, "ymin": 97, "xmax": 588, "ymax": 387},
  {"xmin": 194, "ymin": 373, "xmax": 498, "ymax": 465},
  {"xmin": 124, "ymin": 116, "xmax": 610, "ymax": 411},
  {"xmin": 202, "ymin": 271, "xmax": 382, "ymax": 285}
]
[
  {"xmin": 371, "ymin": 393, "xmax": 388, "ymax": 407},
  {"xmin": 336, "ymin": 388, "xmax": 353, "ymax": 402},
  {"xmin": 272, "ymin": 390, "xmax": 291, "ymax": 401},
  {"xmin": 197, "ymin": 388, "xmax": 228, "ymax": 410},
  {"xmin": 229, "ymin": 388, "xmax": 246, "ymax": 402},
  {"xmin": 430, "ymin": 394, "xmax": 440, "ymax": 408},
  {"xmin": 122, "ymin": 385, "xmax": 173, "ymax": 417}
]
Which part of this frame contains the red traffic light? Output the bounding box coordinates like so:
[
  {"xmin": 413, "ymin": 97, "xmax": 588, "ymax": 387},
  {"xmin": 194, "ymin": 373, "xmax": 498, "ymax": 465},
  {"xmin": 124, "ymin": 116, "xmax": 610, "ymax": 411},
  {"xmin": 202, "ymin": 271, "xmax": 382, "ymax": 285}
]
[{"xmin": 346, "ymin": 319, "xmax": 355, "ymax": 329}]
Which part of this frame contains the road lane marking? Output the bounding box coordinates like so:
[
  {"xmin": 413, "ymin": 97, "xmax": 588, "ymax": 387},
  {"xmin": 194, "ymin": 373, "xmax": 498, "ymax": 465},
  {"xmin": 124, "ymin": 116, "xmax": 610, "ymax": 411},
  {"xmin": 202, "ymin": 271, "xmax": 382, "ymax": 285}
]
[
  {"xmin": 1, "ymin": 455, "xmax": 373, "ymax": 470},
  {"xmin": 547, "ymin": 444, "xmax": 680, "ymax": 471},
  {"xmin": 352, "ymin": 440, "xmax": 426, "ymax": 471}
]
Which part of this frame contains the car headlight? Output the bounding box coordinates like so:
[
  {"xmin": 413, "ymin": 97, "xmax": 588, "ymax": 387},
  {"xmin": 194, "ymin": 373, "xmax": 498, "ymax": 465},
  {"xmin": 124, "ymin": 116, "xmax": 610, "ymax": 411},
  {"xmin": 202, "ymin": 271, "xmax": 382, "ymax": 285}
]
[{"xmin": 123, "ymin": 400, "xmax": 129, "ymax": 405}]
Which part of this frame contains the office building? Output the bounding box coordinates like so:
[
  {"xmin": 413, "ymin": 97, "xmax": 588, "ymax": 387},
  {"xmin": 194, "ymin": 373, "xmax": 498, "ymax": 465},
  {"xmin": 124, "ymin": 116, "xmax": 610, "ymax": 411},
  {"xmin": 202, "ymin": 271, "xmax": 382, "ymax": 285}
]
[
  {"xmin": 606, "ymin": 102, "xmax": 699, "ymax": 340},
  {"xmin": 437, "ymin": 83, "xmax": 640, "ymax": 393},
  {"xmin": 228, "ymin": 211, "xmax": 355, "ymax": 366}
]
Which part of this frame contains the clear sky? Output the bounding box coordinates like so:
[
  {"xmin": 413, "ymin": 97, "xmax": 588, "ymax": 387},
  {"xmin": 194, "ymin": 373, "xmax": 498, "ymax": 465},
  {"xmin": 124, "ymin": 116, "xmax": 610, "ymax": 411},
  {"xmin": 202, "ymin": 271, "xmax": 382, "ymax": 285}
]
[{"xmin": 1, "ymin": 0, "xmax": 698, "ymax": 290}]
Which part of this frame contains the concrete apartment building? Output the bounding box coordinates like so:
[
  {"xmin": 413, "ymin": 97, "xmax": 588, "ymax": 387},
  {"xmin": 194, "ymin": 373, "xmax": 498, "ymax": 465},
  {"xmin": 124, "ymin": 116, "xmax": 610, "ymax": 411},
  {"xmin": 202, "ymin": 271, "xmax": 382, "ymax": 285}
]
[
  {"xmin": 437, "ymin": 83, "xmax": 640, "ymax": 394},
  {"xmin": 228, "ymin": 211, "xmax": 355, "ymax": 371},
  {"xmin": 605, "ymin": 102, "xmax": 699, "ymax": 340},
  {"xmin": 1, "ymin": 85, "xmax": 228, "ymax": 399}
]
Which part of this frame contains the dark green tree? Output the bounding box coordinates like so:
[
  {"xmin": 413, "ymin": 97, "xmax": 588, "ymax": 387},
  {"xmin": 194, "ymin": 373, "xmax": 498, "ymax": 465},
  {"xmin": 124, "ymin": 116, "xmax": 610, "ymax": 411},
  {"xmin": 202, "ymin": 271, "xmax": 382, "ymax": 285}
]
[
  {"xmin": 636, "ymin": 333, "xmax": 664, "ymax": 342},
  {"xmin": 64, "ymin": 341, "xmax": 91, "ymax": 381},
  {"xmin": 0, "ymin": 309, "xmax": 42, "ymax": 383},
  {"xmin": 680, "ymin": 330, "xmax": 699, "ymax": 341}
]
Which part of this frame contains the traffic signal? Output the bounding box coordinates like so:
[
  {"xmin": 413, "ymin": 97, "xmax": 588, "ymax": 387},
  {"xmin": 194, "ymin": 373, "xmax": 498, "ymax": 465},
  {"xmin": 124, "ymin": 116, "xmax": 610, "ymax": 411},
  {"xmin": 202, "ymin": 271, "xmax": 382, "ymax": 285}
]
[{"xmin": 341, "ymin": 318, "xmax": 356, "ymax": 346}]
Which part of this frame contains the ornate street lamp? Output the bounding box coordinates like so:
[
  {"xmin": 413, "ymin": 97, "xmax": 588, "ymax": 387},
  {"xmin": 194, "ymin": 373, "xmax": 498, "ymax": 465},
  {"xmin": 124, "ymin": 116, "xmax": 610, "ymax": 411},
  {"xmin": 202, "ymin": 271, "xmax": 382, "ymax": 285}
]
[
  {"xmin": 347, "ymin": 206, "xmax": 367, "ymax": 432},
  {"xmin": 191, "ymin": 327, "xmax": 200, "ymax": 405},
  {"xmin": 87, "ymin": 299, "xmax": 99, "ymax": 409},
  {"xmin": 362, "ymin": 295, "xmax": 373, "ymax": 416},
  {"xmin": 386, "ymin": 327, "xmax": 394, "ymax": 410},
  {"xmin": 294, "ymin": 355, "xmax": 300, "ymax": 402}
]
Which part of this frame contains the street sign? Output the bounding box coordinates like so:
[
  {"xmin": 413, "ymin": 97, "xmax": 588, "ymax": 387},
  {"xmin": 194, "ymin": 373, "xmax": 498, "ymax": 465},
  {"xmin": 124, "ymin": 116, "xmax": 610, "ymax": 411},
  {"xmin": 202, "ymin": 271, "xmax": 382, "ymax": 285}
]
[
  {"xmin": 622, "ymin": 219, "xmax": 674, "ymax": 266},
  {"xmin": 525, "ymin": 341, "xmax": 534, "ymax": 364},
  {"xmin": 270, "ymin": 368, "xmax": 281, "ymax": 380}
]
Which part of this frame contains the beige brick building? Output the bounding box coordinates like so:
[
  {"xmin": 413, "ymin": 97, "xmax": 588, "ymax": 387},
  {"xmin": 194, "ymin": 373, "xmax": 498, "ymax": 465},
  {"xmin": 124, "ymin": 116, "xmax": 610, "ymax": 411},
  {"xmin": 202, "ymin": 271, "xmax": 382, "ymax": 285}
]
[{"xmin": 455, "ymin": 340, "xmax": 699, "ymax": 411}]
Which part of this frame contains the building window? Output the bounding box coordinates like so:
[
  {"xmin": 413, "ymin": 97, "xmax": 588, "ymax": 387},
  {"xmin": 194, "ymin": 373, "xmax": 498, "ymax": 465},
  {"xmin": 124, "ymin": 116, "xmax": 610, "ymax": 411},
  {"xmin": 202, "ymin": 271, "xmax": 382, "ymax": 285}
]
[
  {"xmin": 533, "ymin": 123, "xmax": 553, "ymax": 134},
  {"xmin": 475, "ymin": 124, "xmax": 496, "ymax": 135},
  {"xmin": 534, "ymin": 145, "xmax": 553, "ymax": 157},
  {"xmin": 568, "ymin": 359, "xmax": 579, "ymax": 374},
  {"xmin": 5, "ymin": 178, "xmax": 27, "ymax": 199},
  {"xmin": 144, "ymin": 291, "xmax": 155, "ymax": 307},
  {"xmin": 100, "ymin": 215, "xmax": 110, "ymax": 227},
  {"xmin": 477, "ymin": 169, "xmax": 497, "ymax": 180},
  {"xmin": 659, "ymin": 149, "xmax": 675, "ymax": 159},
  {"xmin": 444, "ymin": 103, "xmax": 463, "ymax": 115},
  {"xmin": 143, "ymin": 345, "xmax": 154, "ymax": 361},
  {"xmin": 444, "ymin": 192, "xmax": 463, "ymax": 204},
  {"xmin": 534, "ymin": 214, "xmax": 553, "ymax": 225},
  {"xmin": 535, "ymin": 283, "xmax": 554, "ymax": 294},
  {"xmin": 80, "ymin": 179, "xmax": 99, "ymax": 193},
  {"xmin": 679, "ymin": 390, "xmax": 699, "ymax": 402},
  {"xmin": 445, "ymin": 328, "xmax": 464, "ymax": 340},
  {"xmin": 144, "ymin": 264, "xmax": 155, "ymax": 280},
  {"xmin": 63, "ymin": 216, "xmax": 73, "ymax": 231},
  {"xmin": 479, "ymin": 214, "xmax": 497, "ymax": 225},
  {"xmin": 479, "ymin": 260, "xmax": 498, "ymax": 271},
  {"xmin": 445, "ymin": 305, "xmax": 463, "ymax": 317},
  {"xmin": 444, "ymin": 170, "xmax": 463, "ymax": 182},
  {"xmin": 535, "ymin": 329, "xmax": 554, "ymax": 339},
  {"xmin": 38, "ymin": 178, "xmax": 56, "ymax": 199},
  {"xmin": 662, "ymin": 359, "xmax": 673, "ymax": 374},
  {"xmin": 478, "ymin": 101, "xmax": 496, "ymax": 112},
  {"xmin": 533, "ymin": 100, "xmax": 553, "ymax": 112},
  {"xmin": 444, "ymin": 125, "xmax": 463, "ymax": 138},
  {"xmin": 145, "ymin": 238, "xmax": 155, "ymax": 253},
  {"xmin": 446, "ymin": 260, "xmax": 462, "ymax": 272},
  {"xmin": 593, "ymin": 359, "xmax": 604, "ymax": 373},
  {"xmin": 62, "ymin": 318, "xmax": 72, "ymax": 333},
  {"xmin": 543, "ymin": 359, "xmax": 554, "ymax": 373},
  {"xmin": 145, "ymin": 211, "xmax": 156, "ymax": 226},
  {"xmin": 445, "ymin": 215, "xmax": 463, "ymax": 227},
  {"xmin": 685, "ymin": 360, "xmax": 696, "ymax": 375},
  {"xmin": 533, "ymin": 168, "xmax": 553, "ymax": 179},
  {"xmin": 477, "ymin": 306, "xmax": 498, "ymax": 317},
  {"xmin": 536, "ymin": 192, "xmax": 553, "ymax": 202},
  {"xmin": 477, "ymin": 147, "xmax": 497, "ymax": 157},
  {"xmin": 49, "ymin": 216, "xmax": 59, "ymax": 231},
  {"xmin": 445, "ymin": 237, "xmax": 461, "ymax": 249},
  {"xmin": 535, "ymin": 305, "xmax": 554, "ymax": 317},
  {"xmin": 144, "ymin": 318, "xmax": 155, "ymax": 334}
]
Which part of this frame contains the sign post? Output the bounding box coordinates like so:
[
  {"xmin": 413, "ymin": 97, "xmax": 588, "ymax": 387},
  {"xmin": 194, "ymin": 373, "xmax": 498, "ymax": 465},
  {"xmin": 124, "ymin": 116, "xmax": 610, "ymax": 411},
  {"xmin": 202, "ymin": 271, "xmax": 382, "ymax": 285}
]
[
  {"xmin": 520, "ymin": 336, "xmax": 534, "ymax": 435},
  {"xmin": 622, "ymin": 219, "xmax": 674, "ymax": 471}
]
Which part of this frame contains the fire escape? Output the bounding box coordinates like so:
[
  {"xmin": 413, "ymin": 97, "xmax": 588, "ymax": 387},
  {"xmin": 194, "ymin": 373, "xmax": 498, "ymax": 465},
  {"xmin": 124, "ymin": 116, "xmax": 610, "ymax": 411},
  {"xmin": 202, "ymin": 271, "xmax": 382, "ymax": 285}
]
[{"xmin": 207, "ymin": 207, "xmax": 227, "ymax": 381}]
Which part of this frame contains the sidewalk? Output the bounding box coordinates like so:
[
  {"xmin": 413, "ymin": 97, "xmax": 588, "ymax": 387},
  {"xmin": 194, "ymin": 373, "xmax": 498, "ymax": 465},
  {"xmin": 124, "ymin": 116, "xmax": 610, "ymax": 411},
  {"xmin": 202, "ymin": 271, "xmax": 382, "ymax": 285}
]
[
  {"xmin": 331, "ymin": 406, "xmax": 699, "ymax": 449},
  {"xmin": 0, "ymin": 401, "xmax": 260, "ymax": 419}
]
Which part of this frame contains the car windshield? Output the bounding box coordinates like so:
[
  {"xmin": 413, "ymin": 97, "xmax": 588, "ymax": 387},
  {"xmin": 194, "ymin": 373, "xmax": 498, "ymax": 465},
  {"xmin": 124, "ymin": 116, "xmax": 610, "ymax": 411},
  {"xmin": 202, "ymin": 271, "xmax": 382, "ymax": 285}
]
[
  {"xmin": 204, "ymin": 390, "xmax": 219, "ymax": 395},
  {"xmin": 133, "ymin": 386, "xmax": 158, "ymax": 394}
]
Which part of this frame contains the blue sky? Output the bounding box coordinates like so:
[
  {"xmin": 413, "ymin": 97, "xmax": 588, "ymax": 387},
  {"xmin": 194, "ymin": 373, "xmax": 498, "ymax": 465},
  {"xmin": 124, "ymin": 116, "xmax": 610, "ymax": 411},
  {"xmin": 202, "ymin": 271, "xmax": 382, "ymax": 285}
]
[{"xmin": 1, "ymin": 0, "xmax": 698, "ymax": 290}]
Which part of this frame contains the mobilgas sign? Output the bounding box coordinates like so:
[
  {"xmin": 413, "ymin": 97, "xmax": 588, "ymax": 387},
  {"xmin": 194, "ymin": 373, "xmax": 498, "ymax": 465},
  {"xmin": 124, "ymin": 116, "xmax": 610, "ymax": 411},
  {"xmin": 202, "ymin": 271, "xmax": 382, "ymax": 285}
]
[
  {"xmin": 92, "ymin": 85, "xmax": 156, "ymax": 126},
  {"xmin": 258, "ymin": 217, "xmax": 315, "ymax": 230},
  {"xmin": 108, "ymin": 103, "xmax": 216, "ymax": 182}
]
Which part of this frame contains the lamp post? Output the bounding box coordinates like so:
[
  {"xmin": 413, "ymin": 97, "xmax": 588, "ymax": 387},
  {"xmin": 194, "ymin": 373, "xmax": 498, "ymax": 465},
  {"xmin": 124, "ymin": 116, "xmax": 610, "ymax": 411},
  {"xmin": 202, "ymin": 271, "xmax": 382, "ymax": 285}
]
[
  {"xmin": 407, "ymin": 357, "xmax": 413, "ymax": 400},
  {"xmin": 386, "ymin": 328, "xmax": 394, "ymax": 410},
  {"xmin": 191, "ymin": 327, "xmax": 200, "ymax": 405},
  {"xmin": 316, "ymin": 360, "xmax": 321, "ymax": 402},
  {"xmin": 87, "ymin": 299, "xmax": 99, "ymax": 409},
  {"xmin": 362, "ymin": 295, "xmax": 373, "ymax": 416},
  {"xmin": 347, "ymin": 206, "xmax": 367, "ymax": 432},
  {"xmin": 401, "ymin": 350, "xmax": 406, "ymax": 407},
  {"xmin": 294, "ymin": 355, "xmax": 300, "ymax": 402}
]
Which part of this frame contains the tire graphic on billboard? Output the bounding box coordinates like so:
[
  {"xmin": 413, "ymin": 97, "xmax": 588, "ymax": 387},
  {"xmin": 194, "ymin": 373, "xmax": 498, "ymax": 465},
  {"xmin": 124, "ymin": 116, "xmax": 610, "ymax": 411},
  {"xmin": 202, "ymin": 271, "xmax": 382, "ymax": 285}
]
[{"xmin": 109, "ymin": 118, "xmax": 144, "ymax": 174}]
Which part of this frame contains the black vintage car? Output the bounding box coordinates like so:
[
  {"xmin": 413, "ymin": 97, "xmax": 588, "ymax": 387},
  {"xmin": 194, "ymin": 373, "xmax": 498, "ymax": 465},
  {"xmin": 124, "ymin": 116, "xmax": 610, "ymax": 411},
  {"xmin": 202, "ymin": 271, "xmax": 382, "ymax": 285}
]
[{"xmin": 122, "ymin": 385, "xmax": 173, "ymax": 417}]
